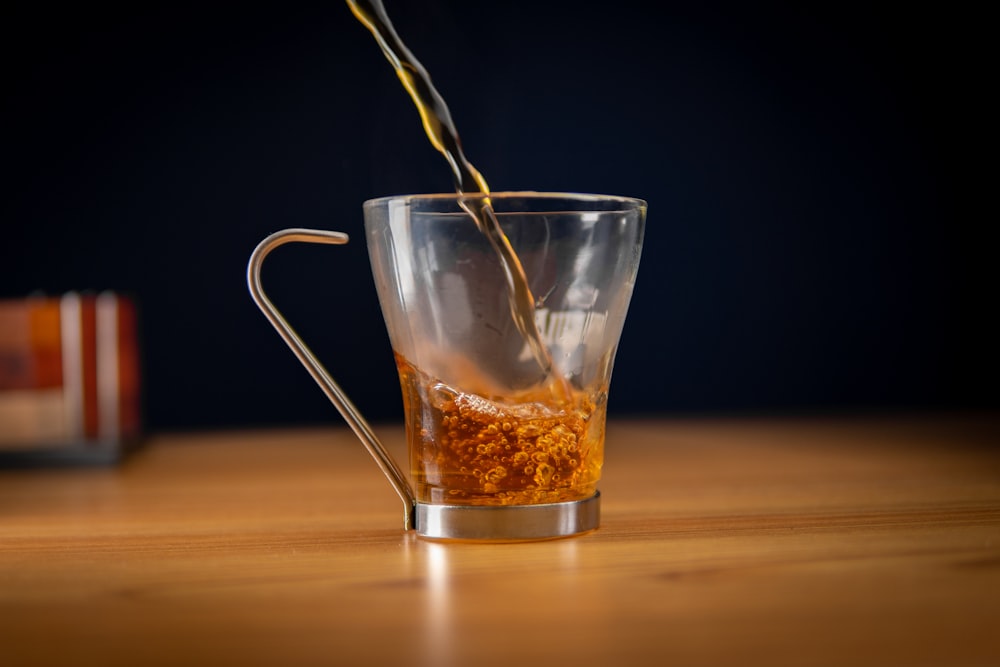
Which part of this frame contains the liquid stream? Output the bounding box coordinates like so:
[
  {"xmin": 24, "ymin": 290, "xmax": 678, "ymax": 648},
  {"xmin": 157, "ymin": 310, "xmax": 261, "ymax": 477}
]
[{"xmin": 346, "ymin": 0, "xmax": 569, "ymax": 402}]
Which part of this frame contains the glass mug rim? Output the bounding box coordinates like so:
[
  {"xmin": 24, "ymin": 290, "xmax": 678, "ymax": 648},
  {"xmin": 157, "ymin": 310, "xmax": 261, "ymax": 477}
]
[{"xmin": 363, "ymin": 190, "xmax": 647, "ymax": 212}]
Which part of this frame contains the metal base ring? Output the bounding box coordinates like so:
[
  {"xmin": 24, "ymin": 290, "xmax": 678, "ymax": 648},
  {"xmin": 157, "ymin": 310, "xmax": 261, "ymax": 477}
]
[{"xmin": 414, "ymin": 492, "xmax": 600, "ymax": 541}]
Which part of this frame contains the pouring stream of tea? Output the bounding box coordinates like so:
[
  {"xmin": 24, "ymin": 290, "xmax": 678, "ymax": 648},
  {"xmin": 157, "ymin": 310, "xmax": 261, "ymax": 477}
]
[{"xmin": 346, "ymin": 0, "xmax": 569, "ymax": 402}]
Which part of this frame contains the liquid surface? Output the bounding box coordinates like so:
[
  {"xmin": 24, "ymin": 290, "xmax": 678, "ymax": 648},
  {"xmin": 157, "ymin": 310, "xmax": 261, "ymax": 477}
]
[{"xmin": 397, "ymin": 354, "xmax": 605, "ymax": 505}]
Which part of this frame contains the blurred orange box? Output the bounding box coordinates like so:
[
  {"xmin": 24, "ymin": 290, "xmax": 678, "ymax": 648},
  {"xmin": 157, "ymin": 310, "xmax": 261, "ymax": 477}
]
[{"xmin": 0, "ymin": 292, "xmax": 141, "ymax": 464}]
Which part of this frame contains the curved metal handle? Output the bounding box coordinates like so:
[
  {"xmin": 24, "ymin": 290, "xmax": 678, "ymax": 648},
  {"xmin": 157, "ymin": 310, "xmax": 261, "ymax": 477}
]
[{"xmin": 247, "ymin": 228, "xmax": 415, "ymax": 530}]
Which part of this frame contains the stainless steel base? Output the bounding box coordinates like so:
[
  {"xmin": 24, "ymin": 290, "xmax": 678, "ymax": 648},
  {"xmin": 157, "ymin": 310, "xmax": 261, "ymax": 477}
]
[{"xmin": 414, "ymin": 492, "xmax": 600, "ymax": 541}]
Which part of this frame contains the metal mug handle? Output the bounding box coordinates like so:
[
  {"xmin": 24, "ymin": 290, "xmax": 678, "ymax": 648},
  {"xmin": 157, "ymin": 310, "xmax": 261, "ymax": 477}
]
[{"xmin": 247, "ymin": 228, "xmax": 415, "ymax": 530}]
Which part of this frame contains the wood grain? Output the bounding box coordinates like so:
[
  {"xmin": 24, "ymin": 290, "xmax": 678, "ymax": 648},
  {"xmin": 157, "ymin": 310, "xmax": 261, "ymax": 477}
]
[{"xmin": 2, "ymin": 415, "xmax": 998, "ymax": 666}]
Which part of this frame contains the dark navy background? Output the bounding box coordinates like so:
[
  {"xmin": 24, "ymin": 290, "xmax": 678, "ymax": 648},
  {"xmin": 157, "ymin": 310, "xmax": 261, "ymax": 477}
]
[{"xmin": 2, "ymin": 1, "xmax": 994, "ymax": 431}]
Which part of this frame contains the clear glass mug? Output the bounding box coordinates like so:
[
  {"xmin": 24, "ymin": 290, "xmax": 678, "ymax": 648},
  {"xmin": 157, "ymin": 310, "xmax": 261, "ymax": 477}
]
[{"xmin": 248, "ymin": 192, "xmax": 645, "ymax": 540}]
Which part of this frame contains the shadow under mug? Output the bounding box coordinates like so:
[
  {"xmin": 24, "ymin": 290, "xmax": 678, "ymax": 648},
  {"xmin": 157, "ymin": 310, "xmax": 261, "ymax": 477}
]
[{"xmin": 248, "ymin": 192, "xmax": 645, "ymax": 540}]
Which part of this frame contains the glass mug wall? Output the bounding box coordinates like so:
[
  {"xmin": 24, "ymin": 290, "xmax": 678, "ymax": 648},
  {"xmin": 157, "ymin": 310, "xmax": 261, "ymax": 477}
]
[{"xmin": 249, "ymin": 192, "xmax": 645, "ymax": 540}]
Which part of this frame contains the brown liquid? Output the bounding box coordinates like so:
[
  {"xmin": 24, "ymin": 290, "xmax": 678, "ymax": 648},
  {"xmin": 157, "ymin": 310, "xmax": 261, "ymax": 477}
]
[
  {"xmin": 397, "ymin": 353, "xmax": 605, "ymax": 505},
  {"xmin": 348, "ymin": 1, "xmax": 601, "ymax": 505},
  {"xmin": 345, "ymin": 0, "xmax": 568, "ymax": 402}
]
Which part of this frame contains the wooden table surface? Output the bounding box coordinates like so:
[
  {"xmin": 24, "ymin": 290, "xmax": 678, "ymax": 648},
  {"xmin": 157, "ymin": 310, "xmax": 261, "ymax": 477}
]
[{"xmin": 2, "ymin": 415, "xmax": 999, "ymax": 666}]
